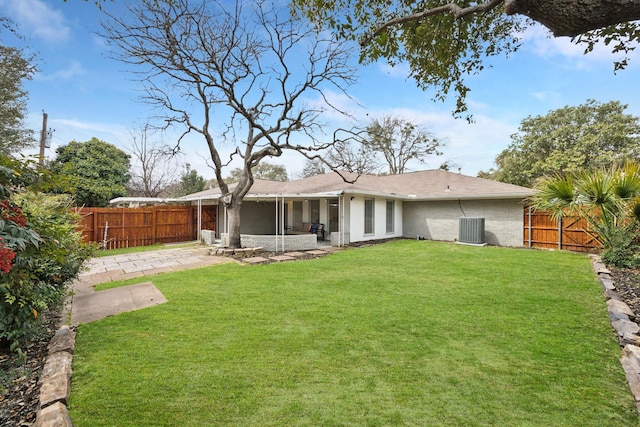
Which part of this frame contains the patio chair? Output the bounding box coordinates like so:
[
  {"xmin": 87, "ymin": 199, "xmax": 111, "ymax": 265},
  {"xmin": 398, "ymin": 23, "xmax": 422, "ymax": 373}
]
[{"xmin": 310, "ymin": 223, "xmax": 325, "ymax": 241}]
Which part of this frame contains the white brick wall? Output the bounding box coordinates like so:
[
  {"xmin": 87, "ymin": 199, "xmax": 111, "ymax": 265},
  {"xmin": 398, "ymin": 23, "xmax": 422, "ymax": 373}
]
[
  {"xmin": 402, "ymin": 199, "xmax": 524, "ymax": 247},
  {"xmin": 219, "ymin": 233, "xmax": 317, "ymax": 252},
  {"xmin": 200, "ymin": 229, "xmax": 216, "ymax": 245}
]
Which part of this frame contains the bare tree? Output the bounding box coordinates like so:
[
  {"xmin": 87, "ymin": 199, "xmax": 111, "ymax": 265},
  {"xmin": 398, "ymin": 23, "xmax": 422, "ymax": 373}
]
[
  {"xmin": 298, "ymin": 158, "xmax": 326, "ymax": 178},
  {"xmin": 322, "ymin": 118, "xmax": 444, "ymax": 175},
  {"xmin": 366, "ymin": 116, "xmax": 444, "ymax": 174},
  {"xmin": 227, "ymin": 162, "xmax": 288, "ymax": 183},
  {"xmin": 127, "ymin": 124, "xmax": 182, "ymax": 197},
  {"xmin": 101, "ymin": 0, "xmax": 357, "ymax": 248},
  {"xmin": 325, "ymin": 128, "xmax": 383, "ymax": 175}
]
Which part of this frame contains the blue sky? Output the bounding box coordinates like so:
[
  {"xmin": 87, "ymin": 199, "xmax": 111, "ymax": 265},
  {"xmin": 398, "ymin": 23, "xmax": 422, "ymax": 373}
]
[{"xmin": 4, "ymin": 0, "xmax": 640, "ymax": 181}]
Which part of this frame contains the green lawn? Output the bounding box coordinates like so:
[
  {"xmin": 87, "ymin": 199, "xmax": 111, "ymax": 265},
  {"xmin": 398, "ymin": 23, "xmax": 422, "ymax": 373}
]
[{"xmin": 69, "ymin": 240, "xmax": 639, "ymax": 426}]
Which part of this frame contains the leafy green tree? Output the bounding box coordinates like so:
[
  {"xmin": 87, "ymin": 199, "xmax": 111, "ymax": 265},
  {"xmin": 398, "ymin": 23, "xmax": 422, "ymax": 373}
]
[
  {"xmin": 227, "ymin": 163, "xmax": 288, "ymax": 183},
  {"xmin": 479, "ymin": 100, "xmax": 640, "ymax": 187},
  {"xmin": 529, "ymin": 163, "xmax": 640, "ymax": 268},
  {"xmin": 292, "ymin": 1, "xmax": 640, "ymax": 117},
  {"xmin": 173, "ymin": 164, "xmax": 206, "ymax": 197},
  {"xmin": 50, "ymin": 138, "xmax": 131, "ymax": 207},
  {"xmin": 0, "ymin": 19, "xmax": 37, "ymax": 154}
]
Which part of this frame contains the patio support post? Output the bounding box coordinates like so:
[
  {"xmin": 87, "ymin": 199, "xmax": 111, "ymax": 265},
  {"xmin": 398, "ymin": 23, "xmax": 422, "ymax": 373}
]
[
  {"xmin": 197, "ymin": 199, "xmax": 202, "ymax": 243},
  {"xmin": 224, "ymin": 206, "xmax": 228, "ymax": 234},
  {"xmin": 281, "ymin": 196, "xmax": 286, "ymax": 253},
  {"xmin": 274, "ymin": 196, "xmax": 278, "ymax": 253},
  {"xmin": 338, "ymin": 195, "xmax": 343, "ymax": 247}
]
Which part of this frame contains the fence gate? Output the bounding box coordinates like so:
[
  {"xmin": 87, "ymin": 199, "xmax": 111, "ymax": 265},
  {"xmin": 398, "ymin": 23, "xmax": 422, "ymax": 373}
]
[{"xmin": 524, "ymin": 207, "xmax": 600, "ymax": 253}]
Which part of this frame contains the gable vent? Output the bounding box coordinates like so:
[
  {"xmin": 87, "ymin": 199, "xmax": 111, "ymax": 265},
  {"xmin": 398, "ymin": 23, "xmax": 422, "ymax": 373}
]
[{"xmin": 459, "ymin": 217, "xmax": 485, "ymax": 245}]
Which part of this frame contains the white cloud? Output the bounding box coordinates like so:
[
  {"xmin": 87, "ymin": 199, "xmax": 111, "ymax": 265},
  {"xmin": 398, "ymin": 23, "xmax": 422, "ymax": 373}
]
[
  {"xmin": 0, "ymin": 0, "xmax": 71, "ymax": 44},
  {"xmin": 353, "ymin": 106, "xmax": 517, "ymax": 175},
  {"xmin": 520, "ymin": 23, "xmax": 639, "ymax": 68},
  {"xmin": 36, "ymin": 60, "xmax": 86, "ymax": 81},
  {"xmin": 46, "ymin": 118, "xmax": 129, "ymax": 149}
]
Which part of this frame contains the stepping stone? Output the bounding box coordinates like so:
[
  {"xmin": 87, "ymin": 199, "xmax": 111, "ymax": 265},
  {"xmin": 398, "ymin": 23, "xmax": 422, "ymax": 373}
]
[
  {"xmin": 270, "ymin": 255, "xmax": 295, "ymax": 262},
  {"xmin": 243, "ymin": 256, "xmax": 269, "ymax": 264},
  {"xmin": 71, "ymin": 282, "xmax": 167, "ymax": 325},
  {"xmin": 305, "ymin": 250, "xmax": 327, "ymax": 255},
  {"xmin": 284, "ymin": 252, "xmax": 306, "ymax": 257}
]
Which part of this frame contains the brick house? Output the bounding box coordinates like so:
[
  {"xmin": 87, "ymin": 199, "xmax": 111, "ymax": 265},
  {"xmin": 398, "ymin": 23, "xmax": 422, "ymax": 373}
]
[{"xmin": 178, "ymin": 170, "xmax": 534, "ymax": 250}]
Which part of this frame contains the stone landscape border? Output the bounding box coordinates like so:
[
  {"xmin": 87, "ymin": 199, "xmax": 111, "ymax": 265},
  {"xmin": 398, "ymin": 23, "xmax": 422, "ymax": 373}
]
[
  {"xmin": 591, "ymin": 254, "xmax": 640, "ymax": 412},
  {"xmin": 34, "ymin": 325, "xmax": 75, "ymax": 427},
  {"xmin": 32, "ymin": 252, "xmax": 640, "ymax": 426}
]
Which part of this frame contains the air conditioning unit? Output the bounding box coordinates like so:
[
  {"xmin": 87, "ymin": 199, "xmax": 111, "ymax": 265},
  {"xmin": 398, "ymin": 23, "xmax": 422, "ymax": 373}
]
[{"xmin": 458, "ymin": 217, "xmax": 485, "ymax": 245}]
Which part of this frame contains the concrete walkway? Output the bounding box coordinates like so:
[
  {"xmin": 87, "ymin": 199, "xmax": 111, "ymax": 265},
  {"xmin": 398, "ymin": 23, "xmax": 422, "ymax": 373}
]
[
  {"xmin": 70, "ymin": 244, "xmax": 344, "ymax": 325},
  {"xmin": 70, "ymin": 246, "xmax": 236, "ymax": 325}
]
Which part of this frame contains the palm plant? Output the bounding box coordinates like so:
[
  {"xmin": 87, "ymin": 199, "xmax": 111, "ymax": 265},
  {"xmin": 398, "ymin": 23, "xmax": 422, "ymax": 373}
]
[{"xmin": 529, "ymin": 163, "xmax": 640, "ymax": 267}]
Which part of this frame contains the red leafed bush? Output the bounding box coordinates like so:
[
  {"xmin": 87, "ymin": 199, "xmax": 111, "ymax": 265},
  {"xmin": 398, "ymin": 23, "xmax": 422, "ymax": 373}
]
[
  {"xmin": 0, "ymin": 160, "xmax": 95, "ymax": 352},
  {"xmin": 0, "ymin": 237, "xmax": 16, "ymax": 273},
  {"xmin": 0, "ymin": 199, "xmax": 27, "ymax": 227}
]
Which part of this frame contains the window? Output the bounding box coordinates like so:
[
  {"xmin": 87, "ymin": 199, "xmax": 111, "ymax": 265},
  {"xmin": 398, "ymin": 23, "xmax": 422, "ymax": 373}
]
[
  {"xmin": 309, "ymin": 200, "xmax": 320, "ymax": 223},
  {"xmin": 386, "ymin": 200, "xmax": 394, "ymax": 233},
  {"xmin": 293, "ymin": 201, "xmax": 303, "ymax": 230},
  {"xmin": 364, "ymin": 198, "xmax": 374, "ymax": 234},
  {"xmin": 328, "ymin": 199, "xmax": 339, "ymax": 232}
]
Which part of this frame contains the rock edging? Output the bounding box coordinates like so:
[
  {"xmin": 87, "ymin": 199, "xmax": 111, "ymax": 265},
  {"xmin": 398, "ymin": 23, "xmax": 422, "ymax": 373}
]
[
  {"xmin": 34, "ymin": 324, "xmax": 75, "ymax": 427},
  {"xmin": 591, "ymin": 255, "xmax": 640, "ymax": 413}
]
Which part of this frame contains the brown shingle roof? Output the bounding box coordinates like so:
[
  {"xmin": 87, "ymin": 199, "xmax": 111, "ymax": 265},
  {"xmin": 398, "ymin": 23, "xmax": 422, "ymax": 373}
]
[{"xmin": 181, "ymin": 170, "xmax": 533, "ymax": 201}]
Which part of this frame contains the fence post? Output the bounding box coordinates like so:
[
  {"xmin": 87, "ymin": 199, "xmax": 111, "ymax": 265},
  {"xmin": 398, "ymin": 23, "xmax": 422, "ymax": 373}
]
[
  {"xmin": 558, "ymin": 216, "xmax": 562, "ymax": 250},
  {"xmin": 188, "ymin": 205, "xmax": 194, "ymax": 241},
  {"xmin": 152, "ymin": 208, "xmax": 158, "ymax": 245},
  {"xmin": 527, "ymin": 206, "xmax": 532, "ymax": 248},
  {"xmin": 92, "ymin": 209, "xmax": 99, "ymax": 243}
]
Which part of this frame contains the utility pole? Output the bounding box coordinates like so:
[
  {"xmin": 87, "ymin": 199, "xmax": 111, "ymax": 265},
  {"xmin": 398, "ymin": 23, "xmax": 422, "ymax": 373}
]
[{"xmin": 38, "ymin": 111, "xmax": 53, "ymax": 166}]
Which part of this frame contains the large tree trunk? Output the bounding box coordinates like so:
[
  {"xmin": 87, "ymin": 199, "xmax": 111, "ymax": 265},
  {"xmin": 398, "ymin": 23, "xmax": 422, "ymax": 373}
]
[
  {"xmin": 226, "ymin": 200, "xmax": 242, "ymax": 249},
  {"xmin": 505, "ymin": 0, "xmax": 640, "ymax": 37}
]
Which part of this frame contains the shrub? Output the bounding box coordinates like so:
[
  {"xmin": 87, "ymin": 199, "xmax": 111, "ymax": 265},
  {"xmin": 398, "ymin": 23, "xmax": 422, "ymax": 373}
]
[
  {"xmin": 0, "ymin": 163, "xmax": 96, "ymax": 352},
  {"xmin": 600, "ymin": 226, "xmax": 640, "ymax": 269}
]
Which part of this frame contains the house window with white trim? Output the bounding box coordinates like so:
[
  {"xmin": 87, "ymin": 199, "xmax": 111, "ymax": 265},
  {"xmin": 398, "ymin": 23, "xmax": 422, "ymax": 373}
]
[
  {"xmin": 386, "ymin": 200, "xmax": 394, "ymax": 233},
  {"xmin": 364, "ymin": 198, "xmax": 374, "ymax": 234}
]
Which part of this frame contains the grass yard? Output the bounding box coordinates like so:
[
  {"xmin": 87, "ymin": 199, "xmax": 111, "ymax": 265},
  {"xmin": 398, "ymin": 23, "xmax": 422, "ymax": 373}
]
[{"xmin": 69, "ymin": 240, "xmax": 639, "ymax": 426}]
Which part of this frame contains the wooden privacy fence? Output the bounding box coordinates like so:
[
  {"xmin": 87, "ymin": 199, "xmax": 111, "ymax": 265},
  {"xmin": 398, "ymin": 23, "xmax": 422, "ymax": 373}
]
[
  {"xmin": 76, "ymin": 205, "xmax": 217, "ymax": 249},
  {"xmin": 523, "ymin": 207, "xmax": 601, "ymax": 253}
]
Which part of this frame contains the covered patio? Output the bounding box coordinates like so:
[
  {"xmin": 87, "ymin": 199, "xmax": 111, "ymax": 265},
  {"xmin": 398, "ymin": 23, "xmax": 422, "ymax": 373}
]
[{"xmin": 184, "ymin": 191, "xmax": 351, "ymax": 252}]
